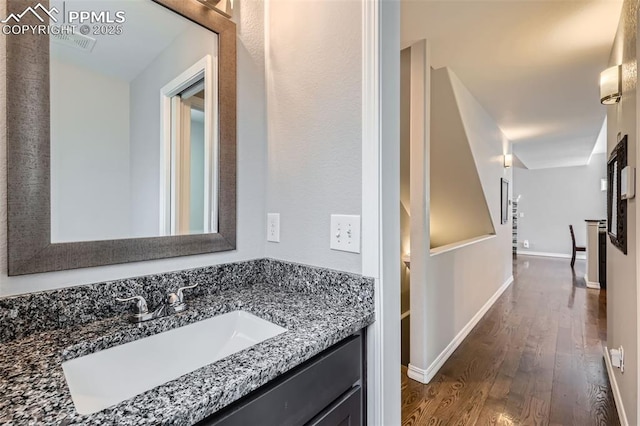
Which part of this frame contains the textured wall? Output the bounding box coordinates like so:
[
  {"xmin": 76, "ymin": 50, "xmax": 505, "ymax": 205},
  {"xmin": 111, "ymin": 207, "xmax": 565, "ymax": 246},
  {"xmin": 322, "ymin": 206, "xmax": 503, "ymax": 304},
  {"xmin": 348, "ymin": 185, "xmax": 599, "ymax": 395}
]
[
  {"xmin": 265, "ymin": 0, "xmax": 362, "ymax": 274},
  {"xmin": 513, "ymin": 155, "xmax": 607, "ymax": 255},
  {"xmin": 606, "ymin": 0, "xmax": 639, "ymax": 423},
  {"xmin": 0, "ymin": 0, "xmax": 267, "ymax": 296}
]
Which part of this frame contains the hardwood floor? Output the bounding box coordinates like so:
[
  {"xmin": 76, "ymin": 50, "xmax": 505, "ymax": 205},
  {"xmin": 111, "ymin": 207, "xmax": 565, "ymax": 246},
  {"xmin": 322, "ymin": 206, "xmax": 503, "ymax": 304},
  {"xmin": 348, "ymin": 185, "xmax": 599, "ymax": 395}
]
[{"xmin": 401, "ymin": 255, "xmax": 619, "ymax": 426}]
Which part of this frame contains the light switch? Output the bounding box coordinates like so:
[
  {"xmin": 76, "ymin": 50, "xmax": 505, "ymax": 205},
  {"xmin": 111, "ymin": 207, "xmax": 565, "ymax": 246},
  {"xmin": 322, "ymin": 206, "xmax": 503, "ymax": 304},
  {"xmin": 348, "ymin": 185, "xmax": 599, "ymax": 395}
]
[
  {"xmin": 330, "ymin": 214, "xmax": 361, "ymax": 253},
  {"xmin": 267, "ymin": 213, "xmax": 280, "ymax": 242},
  {"xmin": 621, "ymin": 166, "xmax": 635, "ymax": 200}
]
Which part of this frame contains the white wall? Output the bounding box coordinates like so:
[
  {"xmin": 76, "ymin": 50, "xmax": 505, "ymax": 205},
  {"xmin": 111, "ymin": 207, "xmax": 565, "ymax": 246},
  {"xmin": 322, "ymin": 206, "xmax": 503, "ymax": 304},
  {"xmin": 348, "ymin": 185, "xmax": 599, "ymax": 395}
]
[
  {"xmin": 513, "ymin": 155, "xmax": 607, "ymax": 256},
  {"xmin": 190, "ymin": 117, "xmax": 205, "ymax": 233},
  {"xmin": 409, "ymin": 65, "xmax": 513, "ymax": 381},
  {"xmin": 50, "ymin": 58, "xmax": 131, "ymax": 243},
  {"xmin": 430, "ymin": 67, "xmax": 495, "ymax": 248},
  {"xmin": 604, "ymin": 0, "xmax": 639, "ymax": 423},
  {"xmin": 377, "ymin": 1, "xmax": 402, "ymax": 422},
  {"xmin": 0, "ymin": 0, "xmax": 267, "ymax": 296},
  {"xmin": 129, "ymin": 25, "xmax": 218, "ymax": 238},
  {"xmin": 265, "ymin": 0, "xmax": 362, "ymax": 274}
]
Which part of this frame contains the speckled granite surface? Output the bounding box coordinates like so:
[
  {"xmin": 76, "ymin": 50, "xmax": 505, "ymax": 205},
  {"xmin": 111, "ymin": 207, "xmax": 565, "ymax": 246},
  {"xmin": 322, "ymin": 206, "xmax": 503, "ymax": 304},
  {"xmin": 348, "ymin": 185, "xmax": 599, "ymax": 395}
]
[
  {"xmin": 0, "ymin": 259, "xmax": 374, "ymax": 425},
  {"xmin": 0, "ymin": 259, "xmax": 264, "ymax": 344}
]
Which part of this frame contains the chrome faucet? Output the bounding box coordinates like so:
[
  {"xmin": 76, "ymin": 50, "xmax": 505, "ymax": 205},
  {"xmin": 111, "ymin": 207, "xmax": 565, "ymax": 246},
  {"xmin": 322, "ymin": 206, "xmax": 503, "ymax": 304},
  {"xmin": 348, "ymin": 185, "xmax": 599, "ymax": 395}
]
[
  {"xmin": 167, "ymin": 283, "xmax": 198, "ymax": 313},
  {"xmin": 115, "ymin": 283, "xmax": 198, "ymax": 323}
]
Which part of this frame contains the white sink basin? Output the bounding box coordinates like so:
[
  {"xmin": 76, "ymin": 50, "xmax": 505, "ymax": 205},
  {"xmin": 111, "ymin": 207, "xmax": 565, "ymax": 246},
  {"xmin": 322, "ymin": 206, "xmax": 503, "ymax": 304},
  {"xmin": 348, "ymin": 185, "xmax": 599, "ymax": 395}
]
[{"xmin": 62, "ymin": 310, "xmax": 287, "ymax": 415}]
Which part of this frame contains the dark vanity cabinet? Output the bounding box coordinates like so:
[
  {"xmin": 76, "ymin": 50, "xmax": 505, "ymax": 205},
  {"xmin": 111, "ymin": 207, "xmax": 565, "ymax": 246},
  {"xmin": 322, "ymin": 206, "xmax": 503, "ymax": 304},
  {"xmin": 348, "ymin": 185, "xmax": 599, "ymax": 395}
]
[{"xmin": 199, "ymin": 332, "xmax": 366, "ymax": 426}]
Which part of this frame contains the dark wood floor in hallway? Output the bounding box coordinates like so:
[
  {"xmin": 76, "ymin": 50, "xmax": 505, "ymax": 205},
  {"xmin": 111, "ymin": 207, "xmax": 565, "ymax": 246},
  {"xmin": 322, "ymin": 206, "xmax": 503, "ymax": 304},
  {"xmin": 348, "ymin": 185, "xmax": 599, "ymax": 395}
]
[{"xmin": 401, "ymin": 255, "xmax": 619, "ymax": 425}]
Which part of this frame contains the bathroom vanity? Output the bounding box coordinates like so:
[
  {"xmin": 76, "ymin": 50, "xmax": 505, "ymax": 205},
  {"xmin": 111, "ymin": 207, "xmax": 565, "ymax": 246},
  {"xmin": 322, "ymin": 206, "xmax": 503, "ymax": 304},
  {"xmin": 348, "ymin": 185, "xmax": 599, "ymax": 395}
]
[
  {"xmin": 1, "ymin": 0, "xmax": 374, "ymax": 423},
  {"xmin": 0, "ymin": 259, "xmax": 374, "ymax": 425},
  {"xmin": 202, "ymin": 332, "xmax": 365, "ymax": 425}
]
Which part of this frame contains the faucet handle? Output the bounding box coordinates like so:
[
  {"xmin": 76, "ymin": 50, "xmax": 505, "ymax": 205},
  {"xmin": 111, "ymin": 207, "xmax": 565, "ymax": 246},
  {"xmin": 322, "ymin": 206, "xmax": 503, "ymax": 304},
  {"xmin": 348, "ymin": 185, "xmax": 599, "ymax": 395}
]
[
  {"xmin": 175, "ymin": 283, "xmax": 198, "ymax": 303},
  {"xmin": 168, "ymin": 283, "xmax": 198, "ymax": 312},
  {"xmin": 115, "ymin": 295, "xmax": 149, "ymax": 315}
]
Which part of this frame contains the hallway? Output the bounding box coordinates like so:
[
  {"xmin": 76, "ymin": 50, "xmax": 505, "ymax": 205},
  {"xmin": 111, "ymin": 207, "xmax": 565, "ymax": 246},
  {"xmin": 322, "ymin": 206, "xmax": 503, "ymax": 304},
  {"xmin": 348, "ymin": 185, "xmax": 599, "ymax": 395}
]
[{"xmin": 401, "ymin": 256, "xmax": 619, "ymax": 425}]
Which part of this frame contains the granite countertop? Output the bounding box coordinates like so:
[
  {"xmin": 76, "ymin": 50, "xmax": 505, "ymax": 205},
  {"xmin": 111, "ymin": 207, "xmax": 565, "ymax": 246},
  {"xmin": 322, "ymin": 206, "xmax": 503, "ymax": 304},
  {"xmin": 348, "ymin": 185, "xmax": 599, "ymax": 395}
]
[{"xmin": 0, "ymin": 265, "xmax": 375, "ymax": 425}]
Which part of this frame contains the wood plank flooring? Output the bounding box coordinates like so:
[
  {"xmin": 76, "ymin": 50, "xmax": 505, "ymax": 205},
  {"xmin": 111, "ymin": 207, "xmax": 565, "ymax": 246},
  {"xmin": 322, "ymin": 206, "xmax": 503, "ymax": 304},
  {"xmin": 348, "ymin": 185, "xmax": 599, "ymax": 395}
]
[{"xmin": 401, "ymin": 255, "xmax": 619, "ymax": 426}]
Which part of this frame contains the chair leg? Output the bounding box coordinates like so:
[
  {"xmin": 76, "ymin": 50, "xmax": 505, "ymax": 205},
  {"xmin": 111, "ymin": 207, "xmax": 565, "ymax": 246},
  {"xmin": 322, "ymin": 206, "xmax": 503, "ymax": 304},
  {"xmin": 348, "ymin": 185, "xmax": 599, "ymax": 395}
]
[{"xmin": 571, "ymin": 248, "xmax": 576, "ymax": 268}]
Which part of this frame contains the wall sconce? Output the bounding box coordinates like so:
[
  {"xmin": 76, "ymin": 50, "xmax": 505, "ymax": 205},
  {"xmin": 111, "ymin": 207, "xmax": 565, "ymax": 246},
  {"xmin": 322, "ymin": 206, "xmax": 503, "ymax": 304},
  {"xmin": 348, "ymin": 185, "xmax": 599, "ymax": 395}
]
[
  {"xmin": 504, "ymin": 154, "xmax": 513, "ymax": 168},
  {"xmin": 197, "ymin": 0, "xmax": 233, "ymax": 17},
  {"xmin": 600, "ymin": 65, "xmax": 621, "ymax": 105}
]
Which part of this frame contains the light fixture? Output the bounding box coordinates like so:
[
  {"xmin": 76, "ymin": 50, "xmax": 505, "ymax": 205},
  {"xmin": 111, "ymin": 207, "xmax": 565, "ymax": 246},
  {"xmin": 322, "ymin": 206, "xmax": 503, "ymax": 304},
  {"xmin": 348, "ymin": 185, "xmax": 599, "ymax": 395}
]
[
  {"xmin": 197, "ymin": 0, "xmax": 233, "ymax": 18},
  {"xmin": 504, "ymin": 154, "xmax": 513, "ymax": 168},
  {"xmin": 600, "ymin": 65, "xmax": 621, "ymax": 105}
]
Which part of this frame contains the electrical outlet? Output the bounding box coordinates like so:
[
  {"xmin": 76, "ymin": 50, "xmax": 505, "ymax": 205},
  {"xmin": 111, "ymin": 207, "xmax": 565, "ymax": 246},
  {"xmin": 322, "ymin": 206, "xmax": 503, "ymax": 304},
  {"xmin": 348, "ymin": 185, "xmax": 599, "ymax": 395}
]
[
  {"xmin": 611, "ymin": 346, "xmax": 625, "ymax": 373},
  {"xmin": 520, "ymin": 212, "xmax": 525, "ymax": 218},
  {"xmin": 267, "ymin": 213, "xmax": 280, "ymax": 242},
  {"xmin": 523, "ymin": 240, "xmax": 530, "ymax": 249},
  {"xmin": 330, "ymin": 214, "xmax": 361, "ymax": 253}
]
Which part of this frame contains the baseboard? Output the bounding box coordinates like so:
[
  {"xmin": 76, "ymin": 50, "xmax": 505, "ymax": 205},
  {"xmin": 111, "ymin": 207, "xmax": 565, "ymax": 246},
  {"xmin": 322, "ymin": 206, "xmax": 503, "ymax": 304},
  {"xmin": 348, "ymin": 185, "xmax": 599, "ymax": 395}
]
[
  {"xmin": 517, "ymin": 250, "xmax": 586, "ymax": 260},
  {"xmin": 407, "ymin": 275, "xmax": 514, "ymax": 384},
  {"xmin": 584, "ymin": 274, "xmax": 601, "ymax": 290},
  {"xmin": 603, "ymin": 346, "xmax": 629, "ymax": 426}
]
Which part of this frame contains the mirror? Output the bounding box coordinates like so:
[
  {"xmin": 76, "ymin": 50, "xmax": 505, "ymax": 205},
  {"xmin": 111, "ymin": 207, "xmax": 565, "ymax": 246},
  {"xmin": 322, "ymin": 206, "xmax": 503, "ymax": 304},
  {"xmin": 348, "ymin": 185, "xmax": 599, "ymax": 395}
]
[
  {"xmin": 500, "ymin": 178, "xmax": 509, "ymax": 225},
  {"xmin": 6, "ymin": 0, "xmax": 236, "ymax": 275},
  {"xmin": 50, "ymin": 0, "xmax": 219, "ymax": 242},
  {"xmin": 607, "ymin": 135, "xmax": 627, "ymax": 254}
]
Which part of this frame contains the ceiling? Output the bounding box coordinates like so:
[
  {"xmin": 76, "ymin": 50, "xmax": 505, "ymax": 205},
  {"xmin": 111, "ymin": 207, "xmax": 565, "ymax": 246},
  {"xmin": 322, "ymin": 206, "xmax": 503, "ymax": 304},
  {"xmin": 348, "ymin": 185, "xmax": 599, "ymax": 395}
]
[
  {"xmin": 50, "ymin": 0, "xmax": 189, "ymax": 82},
  {"xmin": 402, "ymin": 0, "xmax": 623, "ymax": 169}
]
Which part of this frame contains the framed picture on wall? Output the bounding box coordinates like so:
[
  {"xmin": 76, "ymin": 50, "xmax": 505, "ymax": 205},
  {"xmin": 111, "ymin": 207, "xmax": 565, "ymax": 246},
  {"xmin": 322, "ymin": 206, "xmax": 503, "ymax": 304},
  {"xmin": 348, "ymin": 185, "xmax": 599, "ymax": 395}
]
[
  {"xmin": 608, "ymin": 135, "xmax": 628, "ymax": 254},
  {"xmin": 501, "ymin": 178, "xmax": 509, "ymax": 225}
]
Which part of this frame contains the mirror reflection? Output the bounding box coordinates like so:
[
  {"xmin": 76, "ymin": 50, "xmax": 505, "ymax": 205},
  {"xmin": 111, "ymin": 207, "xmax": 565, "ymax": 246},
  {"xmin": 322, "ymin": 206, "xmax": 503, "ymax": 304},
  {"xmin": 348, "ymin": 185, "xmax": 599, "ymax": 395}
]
[
  {"xmin": 178, "ymin": 86, "xmax": 206, "ymax": 235},
  {"xmin": 610, "ymin": 160, "xmax": 618, "ymax": 235},
  {"xmin": 50, "ymin": 0, "xmax": 219, "ymax": 243}
]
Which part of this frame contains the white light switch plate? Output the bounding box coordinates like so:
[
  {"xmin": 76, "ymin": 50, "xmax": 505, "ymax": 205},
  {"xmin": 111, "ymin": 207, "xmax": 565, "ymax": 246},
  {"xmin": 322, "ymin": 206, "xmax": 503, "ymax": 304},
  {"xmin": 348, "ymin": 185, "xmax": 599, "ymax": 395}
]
[
  {"xmin": 330, "ymin": 214, "xmax": 361, "ymax": 253},
  {"xmin": 621, "ymin": 166, "xmax": 635, "ymax": 200},
  {"xmin": 267, "ymin": 213, "xmax": 280, "ymax": 242}
]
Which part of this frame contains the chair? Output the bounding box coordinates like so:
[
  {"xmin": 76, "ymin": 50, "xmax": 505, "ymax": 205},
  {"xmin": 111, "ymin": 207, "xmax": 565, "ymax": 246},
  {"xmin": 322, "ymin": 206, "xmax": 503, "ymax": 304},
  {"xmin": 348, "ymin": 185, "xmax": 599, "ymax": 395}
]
[{"xmin": 570, "ymin": 225, "xmax": 586, "ymax": 268}]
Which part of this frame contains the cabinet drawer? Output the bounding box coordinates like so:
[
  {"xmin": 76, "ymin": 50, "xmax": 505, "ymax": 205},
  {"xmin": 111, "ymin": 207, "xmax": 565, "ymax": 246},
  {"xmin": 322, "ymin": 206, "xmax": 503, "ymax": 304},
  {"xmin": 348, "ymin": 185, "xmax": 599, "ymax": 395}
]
[
  {"xmin": 307, "ymin": 386, "xmax": 361, "ymax": 426},
  {"xmin": 203, "ymin": 335, "xmax": 362, "ymax": 426}
]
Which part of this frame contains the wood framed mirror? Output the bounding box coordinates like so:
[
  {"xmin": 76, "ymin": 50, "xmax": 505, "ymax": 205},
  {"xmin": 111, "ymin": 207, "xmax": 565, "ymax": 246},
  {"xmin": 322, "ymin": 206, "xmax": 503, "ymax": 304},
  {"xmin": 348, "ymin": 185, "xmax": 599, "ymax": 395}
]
[
  {"xmin": 607, "ymin": 135, "xmax": 627, "ymax": 254},
  {"xmin": 6, "ymin": 0, "xmax": 236, "ymax": 275}
]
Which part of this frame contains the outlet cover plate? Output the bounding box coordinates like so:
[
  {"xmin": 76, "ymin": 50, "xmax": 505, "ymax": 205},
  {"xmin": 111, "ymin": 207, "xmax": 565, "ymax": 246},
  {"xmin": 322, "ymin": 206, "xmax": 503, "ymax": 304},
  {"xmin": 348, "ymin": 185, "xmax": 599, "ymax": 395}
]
[
  {"xmin": 330, "ymin": 214, "xmax": 361, "ymax": 253},
  {"xmin": 267, "ymin": 213, "xmax": 280, "ymax": 243}
]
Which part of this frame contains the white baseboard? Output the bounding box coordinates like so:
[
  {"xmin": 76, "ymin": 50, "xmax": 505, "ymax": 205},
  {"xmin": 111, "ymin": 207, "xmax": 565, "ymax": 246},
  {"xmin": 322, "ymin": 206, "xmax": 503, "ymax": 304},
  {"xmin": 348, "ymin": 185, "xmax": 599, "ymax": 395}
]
[
  {"xmin": 603, "ymin": 346, "xmax": 629, "ymax": 426},
  {"xmin": 584, "ymin": 274, "xmax": 601, "ymax": 290},
  {"xmin": 407, "ymin": 275, "xmax": 514, "ymax": 384},
  {"xmin": 517, "ymin": 250, "xmax": 586, "ymax": 260}
]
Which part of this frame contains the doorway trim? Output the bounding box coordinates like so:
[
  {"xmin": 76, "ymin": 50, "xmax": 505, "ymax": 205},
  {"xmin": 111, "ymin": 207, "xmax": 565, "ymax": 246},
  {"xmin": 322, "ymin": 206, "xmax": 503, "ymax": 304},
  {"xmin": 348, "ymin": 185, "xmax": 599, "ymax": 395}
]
[
  {"xmin": 362, "ymin": 0, "xmax": 401, "ymax": 424},
  {"xmin": 159, "ymin": 55, "xmax": 219, "ymax": 236}
]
